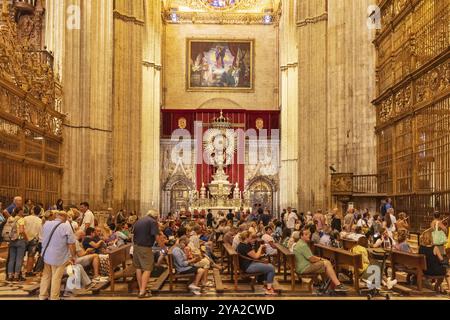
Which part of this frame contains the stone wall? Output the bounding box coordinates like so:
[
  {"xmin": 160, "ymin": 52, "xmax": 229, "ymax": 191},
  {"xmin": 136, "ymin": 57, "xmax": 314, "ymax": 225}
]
[{"xmin": 163, "ymin": 23, "xmax": 279, "ymax": 110}]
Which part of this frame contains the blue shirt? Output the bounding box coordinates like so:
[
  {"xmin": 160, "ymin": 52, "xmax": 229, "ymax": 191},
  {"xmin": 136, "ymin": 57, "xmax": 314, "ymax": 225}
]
[
  {"xmin": 6, "ymin": 203, "xmax": 16, "ymax": 215},
  {"xmin": 133, "ymin": 216, "xmax": 159, "ymax": 247},
  {"xmin": 172, "ymin": 246, "xmax": 191, "ymax": 273},
  {"xmin": 41, "ymin": 219, "xmax": 75, "ymax": 266}
]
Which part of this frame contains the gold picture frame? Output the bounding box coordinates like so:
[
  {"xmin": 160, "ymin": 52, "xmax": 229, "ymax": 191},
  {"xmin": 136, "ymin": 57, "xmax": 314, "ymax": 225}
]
[{"xmin": 186, "ymin": 38, "xmax": 255, "ymax": 92}]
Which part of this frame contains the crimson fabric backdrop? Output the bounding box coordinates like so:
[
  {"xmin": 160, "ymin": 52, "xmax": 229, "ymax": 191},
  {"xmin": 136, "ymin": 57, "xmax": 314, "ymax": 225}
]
[{"xmin": 162, "ymin": 109, "xmax": 280, "ymax": 191}]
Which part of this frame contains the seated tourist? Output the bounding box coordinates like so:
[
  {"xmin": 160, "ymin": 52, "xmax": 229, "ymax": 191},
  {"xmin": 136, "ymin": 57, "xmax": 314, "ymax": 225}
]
[
  {"xmin": 83, "ymin": 227, "xmax": 105, "ymax": 254},
  {"xmin": 318, "ymin": 225, "xmax": 332, "ymax": 246},
  {"xmin": 394, "ymin": 231, "xmax": 412, "ymax": 253},
  {"xmin": 115, "ymin": 224, "xmax": 131, "ymax": 245},
  {"xmin": 223, "ymin": 227, "xmax": 237, "ymax": 246},
  {"xmin": 310, "ymin": 224, "xmax": 321, "ymax": 244},
  {"xmin": 261, "ymin": 226, "xmax": 278, "ymax": 257},
  {"xmin": 248, "ymin": 221, "xmax": 258, "ymax": 235},
  {"xmin": 6, "ymin": 207, "xmax": 27, "ymax": 282},
  {"xmin": 236, "ymin": 231, "xmax": 277, "ymax": 296},
  {"xmin": 155, "ymin": 229, "xmax": 169, "ymax": 267},
  {"xmin": 293, "ymin": 228, "xmax": 348, "ymax": 292},
  {"xmin": 273, "ymin": 221, "xmax": 283, "ymax": 242},
  {"xmin": 373, "ymin": 228, "xmax": 395, "ymax": 249},
  {"xmin": 172, "ymin": 236, "xmax": 209, "ymax": 295},
  {"xmin": 419, "ymin": 230, "xmax": 450, "ymax": 291},
  {"xmin": 396, "ymin": 212, "xmax": 409, "ymax": 233},
  {"xmin": 215, "ymin": 219, "xmax": 227, "ymax": 241},
  {"xmin": 350, "ymin": 236, "xmax": 370, "ymax": 275},
  {"xmin": 74, "ymin": 230, "xmax": 101, "ymax": 281},
  {"xmin": 281, "ymin": 228, "xmax": 292, "ymax": 248},
  {"xmin": 232, "ymin": 224, "xmax": 247, "ymax": 250},
  {"xmin": 288, "ymin": 231, "xmax": 300, "ymax": 252}
]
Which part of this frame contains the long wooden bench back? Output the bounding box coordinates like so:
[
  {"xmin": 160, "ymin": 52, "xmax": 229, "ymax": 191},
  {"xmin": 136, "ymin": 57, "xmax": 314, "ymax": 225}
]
[
  {"xmin": 107, "ymin": 244, "xmax": 132, "ymax": 292},
  {"xmin": 390, "ymin": 250, "xmax": 427, "ymax": 291},
  {"xmin": 314, "ymin": 243, "xmax": 363, "ymax": 290}
]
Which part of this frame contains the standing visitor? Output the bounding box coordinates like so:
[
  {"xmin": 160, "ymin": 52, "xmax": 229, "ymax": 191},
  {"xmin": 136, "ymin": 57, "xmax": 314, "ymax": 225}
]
[
  {"xmin": 6, "ymin": 208, "xmax": 27, "ymax": 282},
  {"xmin": 79, "ymin": 202, "xmax": 95, "ymax": 232},
  {"xmin": 24, "ymin": 206, "xmax": 42, "ymax": 276},
  {"xmin": 39, "ymin": 211, "xmax": 76, "ymax": 300},
  {"xmin": 133, "ymin": 209, "xmax": 159, "ymax": 298}
]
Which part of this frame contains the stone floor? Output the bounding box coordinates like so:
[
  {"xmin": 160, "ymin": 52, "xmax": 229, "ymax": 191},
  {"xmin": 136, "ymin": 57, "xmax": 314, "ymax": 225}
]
[{"xmin": 0, "ymin": 244, "xmax": 448, "ymax": 300}]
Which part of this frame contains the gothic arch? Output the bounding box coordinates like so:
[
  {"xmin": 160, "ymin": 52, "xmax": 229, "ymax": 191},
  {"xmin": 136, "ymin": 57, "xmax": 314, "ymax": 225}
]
[{"xmin": 163, "ymin": 174, "xmax": 195, "ymax": 192}]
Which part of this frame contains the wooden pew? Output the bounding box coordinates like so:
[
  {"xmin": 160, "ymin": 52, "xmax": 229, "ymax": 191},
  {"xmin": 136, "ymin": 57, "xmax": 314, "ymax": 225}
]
[
  {"xmin": 222, "ymin": 243, "xmax": 236, "ymax": 276},
  {"xmin": 167, "ymin": 247, "xmax": 196, "ymax": 291},
  {"xmin": 273, "ymin": 243, "xmax": 296, "ymax": 290},
  {"xmin": 314, "ymin": 244, "xmax": 363, "ymax": 291},
  {"xmin": 107, "ymin": 244, "xmax": 133, "ymax": 292},
  {"xmin": 390, "ymin": 250, "xmax": 442, "ymax": 292},
  {"xmin": 222, "ymin": 243, "xmax": 263, "ymax": 291}
]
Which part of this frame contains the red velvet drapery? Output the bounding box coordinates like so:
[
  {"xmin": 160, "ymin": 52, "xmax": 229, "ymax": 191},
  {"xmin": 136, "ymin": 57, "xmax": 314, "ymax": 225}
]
[{"xmin": 161, "ymin": 109, "xmax": 280, "ymax": 192}]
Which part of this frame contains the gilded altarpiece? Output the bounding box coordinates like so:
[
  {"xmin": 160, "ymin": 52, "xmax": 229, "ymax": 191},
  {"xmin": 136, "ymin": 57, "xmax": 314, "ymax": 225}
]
[{"xmin": 0, "ymin": 1, "xmax": 64, "ymax": 208}]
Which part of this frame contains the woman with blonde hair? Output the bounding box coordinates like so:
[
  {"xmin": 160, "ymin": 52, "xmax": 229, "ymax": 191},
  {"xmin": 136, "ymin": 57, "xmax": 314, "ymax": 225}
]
[
  {"xmin": 419, "ymin": 230, "xmax": 450, "ymax": 292},
  {"xmin": 396, "ymin": 212, "xmax": 409, "ymax": 233}
]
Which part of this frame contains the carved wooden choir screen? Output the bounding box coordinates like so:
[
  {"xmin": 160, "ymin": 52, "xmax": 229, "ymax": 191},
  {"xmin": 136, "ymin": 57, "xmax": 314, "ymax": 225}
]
[
  {"xmin": 374, "ymin": 0, "xmax": 449, "ymax": 232},
  {"xmin": 0, "ymin": 1, "xmax": 64, "ymax": 209}
]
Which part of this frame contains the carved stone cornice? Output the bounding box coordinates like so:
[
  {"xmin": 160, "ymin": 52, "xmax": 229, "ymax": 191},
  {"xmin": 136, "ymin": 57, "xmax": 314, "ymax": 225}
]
[
  {"xmin": 296, "ymin": 12, "xmax": 328, "ymax": 28},
  {"xmin": 113, "ymin": 10, "xmax": 144, "ymax": 26},
  {"xmin": 143, "ymin": 61, "xmax": 163, "ymax": 71},
  {"xmin": 163, "ymin": 11, "xmax": 280, "ymax": 25}
]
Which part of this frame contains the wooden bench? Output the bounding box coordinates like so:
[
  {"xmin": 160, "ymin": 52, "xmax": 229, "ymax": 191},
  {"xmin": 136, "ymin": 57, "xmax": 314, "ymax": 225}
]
[
  {"xmin": 222, "ymin": 243, "xmax": 264, "ymax": 291},
  {"xmin": 167, "ymin": 247, "xmax": 196, "ymax": 291},
  {"xmin": 107, "ymin": 244, "xmax": 134, "ymax": 292},
  {"xmin": 273, "ymin": 243, "xmax": 317, "ymax": 292},
  {"xmin": 314, "ymin": 244, "xmax": 363, "ymax": 291},
  {"xmin": 391, "ymin": 250, "xmax": 444, "ymax": 292},
  {"xmin": 222, "ymin": 243, "xmax": 236, "ymax": 275},
  {"xmin": 273, "ymin": 243, "xmax": 295, "ymax": 289}
]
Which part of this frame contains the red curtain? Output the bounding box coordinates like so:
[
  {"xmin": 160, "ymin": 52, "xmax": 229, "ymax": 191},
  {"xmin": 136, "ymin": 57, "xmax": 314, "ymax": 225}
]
[{"xmin": 161, "ymin": 110, "xmax": 280, "ymax": 192}]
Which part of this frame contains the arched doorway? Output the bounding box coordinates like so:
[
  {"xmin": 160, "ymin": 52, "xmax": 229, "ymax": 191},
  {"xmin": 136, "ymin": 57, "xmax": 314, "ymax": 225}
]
[
  {"xmin": 247, "ymin": 177, "xmax": 276, "ymax": 213},
  {"xmin": 170, "ymin": 181, "xmax": 191, "ymax": 213}
]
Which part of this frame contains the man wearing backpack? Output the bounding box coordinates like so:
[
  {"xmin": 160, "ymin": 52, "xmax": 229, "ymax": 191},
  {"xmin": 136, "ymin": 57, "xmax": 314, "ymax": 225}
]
[{"xmin": 39, "ymin": 211, "xmax": 77, "ymax": 301}]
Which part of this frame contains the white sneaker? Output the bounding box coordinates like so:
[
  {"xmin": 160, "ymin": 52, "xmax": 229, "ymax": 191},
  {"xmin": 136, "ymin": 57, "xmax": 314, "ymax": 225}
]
[
  {"xmin": 188, "ymin": 283, "xmax": 201, "ymax": 291},
  {"xmin": 191, "ymin": 289, "xmax": 201, "ymax": 296},
  {"xmin": 386, "ymin": 278, "xmax": 397, "ymax": 290}
]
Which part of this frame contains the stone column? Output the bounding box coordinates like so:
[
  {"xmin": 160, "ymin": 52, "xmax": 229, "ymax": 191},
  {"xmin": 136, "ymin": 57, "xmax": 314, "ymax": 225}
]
[
  {"xmin": 280, "ymin": 0, "xmax": 299, "ymax": 210},
  {"xmin": 326, "ymin": 0, "xmax": 377, "ymax": 175},
  {"xmin": 112, "ymin": 0, "xmax": 145, "ymax": 211},
  {"xmin": 52, "ymin": 0, "xmax": 114, "ymax": 209},
  {"xmin": 296, "ymin": 0, "xmax": 329, "ymax": 211},
  {"xmin": 141, "ymin": 0, "xmax": 162, "ymax": 214}
]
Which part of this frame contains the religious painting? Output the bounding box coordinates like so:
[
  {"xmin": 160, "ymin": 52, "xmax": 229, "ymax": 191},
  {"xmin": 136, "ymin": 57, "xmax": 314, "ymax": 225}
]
[{"xmin": 187, "ymin": 39, "xmax": 254, "ymax": 91}]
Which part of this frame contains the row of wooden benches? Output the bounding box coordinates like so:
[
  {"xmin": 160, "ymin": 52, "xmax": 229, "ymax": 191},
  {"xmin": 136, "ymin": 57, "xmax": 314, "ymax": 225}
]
[{"xmin": 93, "ymin": 240, "xmax": 446, "ymax": 295}]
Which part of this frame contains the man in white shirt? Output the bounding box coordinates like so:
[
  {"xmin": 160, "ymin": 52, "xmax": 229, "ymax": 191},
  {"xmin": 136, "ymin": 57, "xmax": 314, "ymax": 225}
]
[
  {"xmin": 79, "ymin": 202, "xmax": 95, "ymax": 232},
  {"xmin": 287, "ymin": 208, "xmax": 297, "ymax": 231},
  {"xmin": 24, "ymin": 206, "xmax": 43, "ymax": 276}
]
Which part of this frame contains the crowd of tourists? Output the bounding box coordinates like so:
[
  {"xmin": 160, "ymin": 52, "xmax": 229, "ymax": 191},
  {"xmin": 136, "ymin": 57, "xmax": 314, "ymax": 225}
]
[
  {"xmin": 0, "ymin": 197, "xmax": 136, "ymax": 300},
  {"xmin": 1, "ymin": 196, "xmax": 449, "ymax": 299}
]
